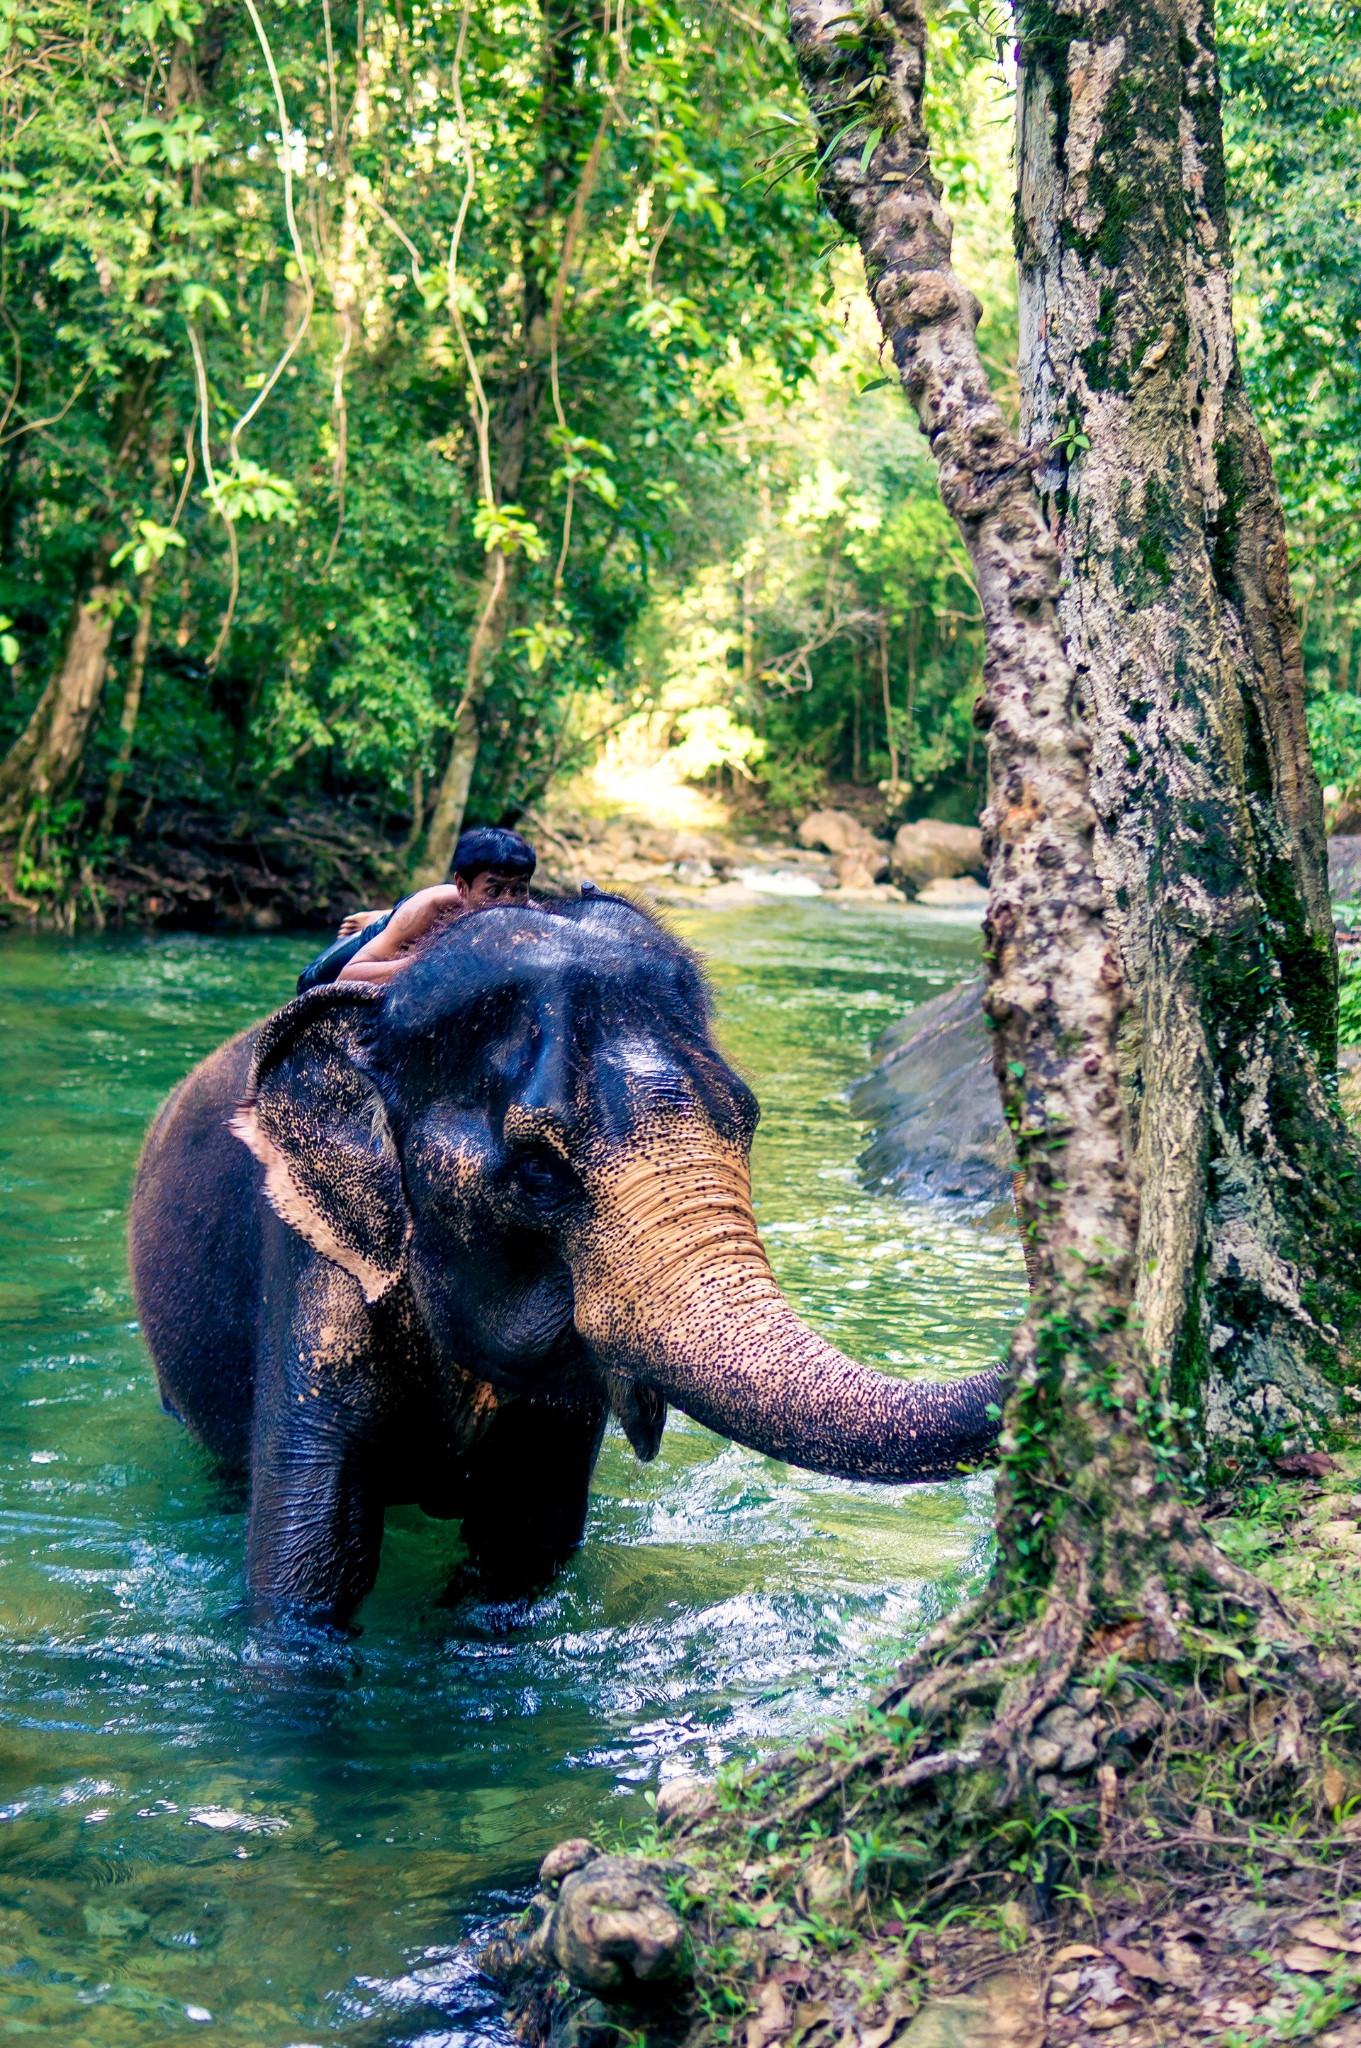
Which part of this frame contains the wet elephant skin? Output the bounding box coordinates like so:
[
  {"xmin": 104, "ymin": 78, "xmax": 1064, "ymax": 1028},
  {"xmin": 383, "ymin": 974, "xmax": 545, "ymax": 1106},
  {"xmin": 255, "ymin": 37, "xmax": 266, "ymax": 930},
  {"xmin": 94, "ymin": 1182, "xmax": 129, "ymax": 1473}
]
[{"xmin": 130, "ymin": 894, "xmax": 1001, "ymax": 1621}]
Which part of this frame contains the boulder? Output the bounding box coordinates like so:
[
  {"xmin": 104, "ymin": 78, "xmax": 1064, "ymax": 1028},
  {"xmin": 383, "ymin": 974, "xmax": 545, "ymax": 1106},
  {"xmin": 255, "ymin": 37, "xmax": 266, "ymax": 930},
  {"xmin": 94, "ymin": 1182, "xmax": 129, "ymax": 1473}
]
[
  {"xmin": 669, "ymin": 831, "xmax": 721, "ymax": 862},
  {"xmin": 890, "ymin": 819, "xmax": 984, "ymax": 889},
  {"xmin": 849, "ymin": 977, "xmax": 1013, "ymax": 1202},
  {"xmin": 635, "ymin": 827, "xmax": 682, "ymax": 862},
  {"xmin": 654, "ymin": 1776, "xmax": 716, "ymax": 1827},
  {"xmin": 1029, "ymin": 1704, "xmax": 1100, "ymax": 1774},
  {"xmin": 831, "ymin": 848, "xmax": 889, "ymax": 889},
  {"xmin": 916, "ymin": 875, "xmax": 987, "ymax": 908},
  {"xmin": 540, "ymin": 1839, "xmax": 600, "ymax": 1885},
  {"xmin": 797, "ymin": 808, "xmax": 879, "ymax": 856},
  {"xmin": 549, "ymin": 1856, "xmax": 688, "ymax": 1994},
  {"xmin": 598, "ymin": 824, "xmax": 639, "ymax": 860}
]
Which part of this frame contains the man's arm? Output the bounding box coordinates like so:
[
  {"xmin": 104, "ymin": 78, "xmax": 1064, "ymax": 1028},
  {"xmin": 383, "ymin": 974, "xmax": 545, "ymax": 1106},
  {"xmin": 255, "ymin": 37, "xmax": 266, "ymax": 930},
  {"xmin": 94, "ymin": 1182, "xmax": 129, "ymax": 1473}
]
[
  {"xmin": 336, "ymin": 885, "xmax": 466, "ymax": 984},
  {"xmin": 296, "ymin": 906, "xmax": 397, "ymax": 996}
]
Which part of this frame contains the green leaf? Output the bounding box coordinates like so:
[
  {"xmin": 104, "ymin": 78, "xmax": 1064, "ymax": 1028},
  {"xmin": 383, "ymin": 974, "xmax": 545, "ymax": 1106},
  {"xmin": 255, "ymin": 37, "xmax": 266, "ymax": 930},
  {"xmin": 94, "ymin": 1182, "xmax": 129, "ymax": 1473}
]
[
  {"xmin": 473, "ymin": 500, "xmax": 546, "ymax": 561},
  {"xmin": 180, "ymin": 283, "xmax": 230, "ymax": 322}
]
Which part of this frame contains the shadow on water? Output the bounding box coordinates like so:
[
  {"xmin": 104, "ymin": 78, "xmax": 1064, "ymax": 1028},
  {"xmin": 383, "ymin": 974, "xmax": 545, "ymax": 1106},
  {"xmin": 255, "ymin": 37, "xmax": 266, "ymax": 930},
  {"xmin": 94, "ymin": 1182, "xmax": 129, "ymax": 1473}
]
[{"xmin": 0, "ymin": 904, "xmax": 1023, "ymax": 2045}]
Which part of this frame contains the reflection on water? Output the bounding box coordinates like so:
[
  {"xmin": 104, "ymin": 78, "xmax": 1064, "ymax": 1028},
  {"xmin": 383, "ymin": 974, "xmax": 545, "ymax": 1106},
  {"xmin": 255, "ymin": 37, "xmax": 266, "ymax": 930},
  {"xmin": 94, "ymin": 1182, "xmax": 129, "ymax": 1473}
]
[{"xmin": 0, "ymin": 904, "xmax": 1023, "ymax": 2044}]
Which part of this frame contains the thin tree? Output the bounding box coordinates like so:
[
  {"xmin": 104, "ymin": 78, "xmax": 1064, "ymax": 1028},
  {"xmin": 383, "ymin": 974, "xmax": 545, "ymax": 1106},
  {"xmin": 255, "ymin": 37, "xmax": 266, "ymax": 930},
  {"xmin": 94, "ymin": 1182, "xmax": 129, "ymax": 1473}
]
[{"xmin": 412, "ymin": 0, "xmax": 623, "ymax": 888}]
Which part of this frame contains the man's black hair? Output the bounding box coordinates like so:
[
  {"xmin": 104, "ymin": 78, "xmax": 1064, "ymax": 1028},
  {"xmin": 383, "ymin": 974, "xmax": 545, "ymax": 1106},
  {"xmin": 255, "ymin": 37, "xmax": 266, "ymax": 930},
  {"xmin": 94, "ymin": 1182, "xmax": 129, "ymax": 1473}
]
[{"xmin": 451, "ymin": 824, "xmax": 536, "ymax": 881}]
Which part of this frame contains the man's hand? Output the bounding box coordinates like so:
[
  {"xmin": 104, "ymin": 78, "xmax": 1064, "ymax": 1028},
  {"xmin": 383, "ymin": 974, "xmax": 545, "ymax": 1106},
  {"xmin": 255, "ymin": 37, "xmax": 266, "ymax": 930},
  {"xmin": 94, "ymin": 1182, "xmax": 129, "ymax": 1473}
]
[{"xmin": 338, "ymin": 907, "xmax": 391, "ymax": 939}]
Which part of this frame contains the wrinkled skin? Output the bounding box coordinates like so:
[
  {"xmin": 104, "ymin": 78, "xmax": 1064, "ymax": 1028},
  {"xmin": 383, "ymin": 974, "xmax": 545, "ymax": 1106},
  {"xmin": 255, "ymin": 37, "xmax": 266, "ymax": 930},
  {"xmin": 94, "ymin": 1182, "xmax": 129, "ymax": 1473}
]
[{"xmin": 130, "ymin": 895, "xmax": 1001, "ymax": 1620}]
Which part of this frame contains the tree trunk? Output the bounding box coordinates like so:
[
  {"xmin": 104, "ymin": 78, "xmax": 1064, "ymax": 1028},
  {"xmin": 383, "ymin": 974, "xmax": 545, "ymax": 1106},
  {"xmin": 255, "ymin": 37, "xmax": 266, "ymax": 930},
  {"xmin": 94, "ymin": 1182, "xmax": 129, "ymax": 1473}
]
[
  {"xmin": 412, "ymin": 0, "xmax": 612, "ymax": 883},
  {"xmin": 0, "ymin": 560, "xmax": 118, "ymax": 833},
  {"xmin": 411, "ymin": 545, "xmax": 516, "ymax": 886},
  {"xmin": 98, "ymin": 567, "xmax": 157, "ymax": 840},
  {"xmin": 773, "ymin": 0, "xmax": 1357, "ymax": 1824},
  {"xmin": 1014, "ymin": 0, "xmax": 1361, "ymax": 1461},
  {"xmin": 878, "ymin": 610, "xmax": 900, "ymax": 792}
]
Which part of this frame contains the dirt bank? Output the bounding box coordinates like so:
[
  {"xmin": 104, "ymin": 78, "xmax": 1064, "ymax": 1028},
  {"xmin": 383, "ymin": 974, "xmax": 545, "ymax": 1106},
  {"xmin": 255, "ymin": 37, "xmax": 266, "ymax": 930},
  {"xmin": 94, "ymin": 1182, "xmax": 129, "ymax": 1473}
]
[{"xmin": 0, "ymin": 793, "xmax": 989, "ymax": 931}]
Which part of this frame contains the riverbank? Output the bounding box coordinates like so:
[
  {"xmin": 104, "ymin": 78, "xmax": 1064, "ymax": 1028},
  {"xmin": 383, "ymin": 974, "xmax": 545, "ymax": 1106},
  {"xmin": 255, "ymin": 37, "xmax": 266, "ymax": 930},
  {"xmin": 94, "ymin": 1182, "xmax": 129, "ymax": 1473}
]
[
  {"xmin": 0, "ymin": 788, "xmax": 990, "ymax": 931},
  {"xmin": 483, "ymin": 1444, "xmax": 1361, "ymax": 2048}
]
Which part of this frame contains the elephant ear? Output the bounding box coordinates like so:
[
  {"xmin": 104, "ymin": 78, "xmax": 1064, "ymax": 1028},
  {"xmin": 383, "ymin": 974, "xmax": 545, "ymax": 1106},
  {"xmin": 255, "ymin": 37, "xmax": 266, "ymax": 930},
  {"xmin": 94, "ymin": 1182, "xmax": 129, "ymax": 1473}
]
[
  {"xmin": 609, "ymin": 1377, "xmax": 668, "ymax": 1461},
  {"xmin": 230, "ymin": 984, "xmax": 410, "ymax": 1304}
]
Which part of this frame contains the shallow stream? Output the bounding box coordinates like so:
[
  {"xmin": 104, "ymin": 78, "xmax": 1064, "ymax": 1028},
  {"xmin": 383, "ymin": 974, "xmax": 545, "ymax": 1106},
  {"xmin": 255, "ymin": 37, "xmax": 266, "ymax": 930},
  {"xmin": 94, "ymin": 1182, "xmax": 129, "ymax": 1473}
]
[{"xmin": 0, "ymin": 903, "xmax": 1023, "ymax": 2046}]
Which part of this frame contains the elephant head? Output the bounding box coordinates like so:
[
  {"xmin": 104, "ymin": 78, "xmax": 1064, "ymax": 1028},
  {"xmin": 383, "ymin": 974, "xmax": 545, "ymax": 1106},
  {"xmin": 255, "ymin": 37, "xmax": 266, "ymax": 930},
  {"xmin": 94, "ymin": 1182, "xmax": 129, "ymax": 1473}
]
[{"xmin": 231, "ymin": 894, "xmax": 1001, "ymax": 1482}]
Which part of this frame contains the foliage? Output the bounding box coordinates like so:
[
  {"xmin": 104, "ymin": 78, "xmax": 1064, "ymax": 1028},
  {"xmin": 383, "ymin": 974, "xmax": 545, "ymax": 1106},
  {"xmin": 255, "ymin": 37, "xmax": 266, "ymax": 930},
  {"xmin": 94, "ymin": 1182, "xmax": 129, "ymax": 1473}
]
[
  {"xmin": 1222, "ymin": 0, "xmax": 1361, "ymax": 751},
  {"xmin": 632, "ymin": 357, "xmax": 992, "ymax": 816},
  {"xmin": 0, "ymin": 0, "xmax": 830, "ymax": 854},
  {"xmin": 1307, "ymin": 692, "xmax": 1361, "ymax": 797},
  {"xmin": 1340, "ymin": 944, "xmax": 1361, "ymax": 1048},
  {"xmin": 0, "ymin": 0, "xmax": 1355, "ymax": 882},
  {"xmin": 614, "ymin": 7, "xmax": 1015, "ymax": 824}
]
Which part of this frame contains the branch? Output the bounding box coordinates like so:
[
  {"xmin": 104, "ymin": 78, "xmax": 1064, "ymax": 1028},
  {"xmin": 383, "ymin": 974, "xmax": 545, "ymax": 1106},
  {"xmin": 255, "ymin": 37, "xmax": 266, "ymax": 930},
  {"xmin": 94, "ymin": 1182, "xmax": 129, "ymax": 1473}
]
[
  {"xmin": 231, "ymin": 0, "xmax": 316, "ymax": 462},
  {"xmin": 186, "ymin": 321, "xmax": 239, "ymax": 670},
  {"xmin": 0, "ymin": 367, "xmax": 93, "ymax": 449},
  {"xmin": 447, "ymin": 0, "xmax": 494, "ymax": 507},
  {"xmin": 546, "ymin": 25, "xmax": 630, "ymax": 586}
]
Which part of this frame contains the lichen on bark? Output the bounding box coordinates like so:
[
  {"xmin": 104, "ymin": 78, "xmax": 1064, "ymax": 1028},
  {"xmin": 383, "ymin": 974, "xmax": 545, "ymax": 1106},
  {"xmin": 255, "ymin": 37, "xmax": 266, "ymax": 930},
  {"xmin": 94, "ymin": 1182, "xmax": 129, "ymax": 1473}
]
[{"xmin": 1015, "ymin": 0, "xmax": 1361, "ymax": 1461}]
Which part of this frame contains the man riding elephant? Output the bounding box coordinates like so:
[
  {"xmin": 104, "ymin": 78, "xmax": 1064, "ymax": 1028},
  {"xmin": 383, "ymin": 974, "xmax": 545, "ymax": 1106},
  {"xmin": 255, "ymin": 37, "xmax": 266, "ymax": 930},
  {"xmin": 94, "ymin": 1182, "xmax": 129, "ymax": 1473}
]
[
  {"xmin": 296, "ymin": 824, "xmax": 536, "ymax": 994},
  {"xmin": 129, "ymin": 890, "xmax": 1002, "ymax": 1621}
]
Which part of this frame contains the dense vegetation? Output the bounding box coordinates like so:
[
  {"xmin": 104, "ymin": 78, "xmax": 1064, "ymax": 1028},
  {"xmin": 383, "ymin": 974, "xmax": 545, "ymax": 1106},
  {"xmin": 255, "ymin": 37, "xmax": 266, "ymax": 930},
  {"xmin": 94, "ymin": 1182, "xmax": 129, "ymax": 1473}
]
[{"xmin": 0, "ymin": 0, "xmax": 1357, "ymax": 910}]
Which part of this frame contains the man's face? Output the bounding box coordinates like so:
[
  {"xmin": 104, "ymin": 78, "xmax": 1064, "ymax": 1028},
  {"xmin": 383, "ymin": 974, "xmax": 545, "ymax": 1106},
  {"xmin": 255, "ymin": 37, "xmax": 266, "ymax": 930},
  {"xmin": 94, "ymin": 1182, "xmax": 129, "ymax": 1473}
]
[{"xmin": 460, "ymin": 867, "xmax": 531, "ymax": 910}]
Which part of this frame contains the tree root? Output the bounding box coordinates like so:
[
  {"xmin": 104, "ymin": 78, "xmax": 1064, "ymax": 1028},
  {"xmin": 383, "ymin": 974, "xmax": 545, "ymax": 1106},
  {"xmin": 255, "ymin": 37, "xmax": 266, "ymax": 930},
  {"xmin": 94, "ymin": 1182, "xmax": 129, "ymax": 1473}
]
[{"xmin": 674, "ymin": 1493, "xmax": 1361, "ymax": 1893}]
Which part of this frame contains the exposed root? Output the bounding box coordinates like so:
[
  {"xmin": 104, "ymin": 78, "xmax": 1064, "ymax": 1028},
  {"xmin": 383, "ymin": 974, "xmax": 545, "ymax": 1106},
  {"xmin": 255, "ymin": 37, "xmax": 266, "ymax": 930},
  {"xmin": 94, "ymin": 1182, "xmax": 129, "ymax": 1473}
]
[{"xmin": 488, "ymin": 1465, "xmax": 1361, "ymax": 2048}]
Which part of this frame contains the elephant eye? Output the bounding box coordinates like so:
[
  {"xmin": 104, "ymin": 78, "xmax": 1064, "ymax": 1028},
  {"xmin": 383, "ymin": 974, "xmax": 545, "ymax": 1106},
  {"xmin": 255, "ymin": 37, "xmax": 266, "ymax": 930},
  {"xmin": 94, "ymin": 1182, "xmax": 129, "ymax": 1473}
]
[{"xmin": 514, "ymin": 1147, "xmax": 572, "ymax": 1203}]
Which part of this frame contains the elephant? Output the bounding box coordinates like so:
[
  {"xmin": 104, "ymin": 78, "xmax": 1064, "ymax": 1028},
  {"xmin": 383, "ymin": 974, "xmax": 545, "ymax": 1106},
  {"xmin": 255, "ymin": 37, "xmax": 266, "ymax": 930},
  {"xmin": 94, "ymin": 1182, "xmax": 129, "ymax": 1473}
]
[{"xmin": 130, "ymin": 892, "xmax": 1002, "ymax": 1621}]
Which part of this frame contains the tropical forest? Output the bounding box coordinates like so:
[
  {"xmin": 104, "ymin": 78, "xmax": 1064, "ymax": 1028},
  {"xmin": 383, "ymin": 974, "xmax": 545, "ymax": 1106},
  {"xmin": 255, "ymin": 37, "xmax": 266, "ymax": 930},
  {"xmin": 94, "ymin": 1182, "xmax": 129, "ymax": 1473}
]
[{"xmin": 2, "ymin": 0, "xmax": 1361, "ymax": 2043}]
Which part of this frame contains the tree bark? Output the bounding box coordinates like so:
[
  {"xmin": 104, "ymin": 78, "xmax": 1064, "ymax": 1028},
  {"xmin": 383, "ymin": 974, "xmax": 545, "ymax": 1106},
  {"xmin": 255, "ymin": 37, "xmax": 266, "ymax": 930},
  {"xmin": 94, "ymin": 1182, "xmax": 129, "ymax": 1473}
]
[
  {"xmin": 785, "ymin": 0, "xmax": 1155, "ymax": 1601},
  {"xmin": 770, "ymin": 0, "xmax": 1357, "ymax": 1826},
  {"xmin": 0, "ymin": 557, "xmax": 118, "ymax": 832},
  {"xmin": 411, "ymin": 546, "xmax": 516, "ymax": 886},
  {"xmin": 1014, "ymin": 0, "xmax": 1361, "ymax": 1460},
  {"xmin": 98, "ymin": 567, "xmax": 157, "ymax": 840}
]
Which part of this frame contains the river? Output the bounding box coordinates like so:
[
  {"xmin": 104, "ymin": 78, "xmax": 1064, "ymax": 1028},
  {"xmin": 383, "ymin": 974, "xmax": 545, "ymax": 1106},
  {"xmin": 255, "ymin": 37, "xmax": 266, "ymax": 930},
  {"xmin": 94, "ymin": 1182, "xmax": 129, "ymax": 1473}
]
[{"xmin": 0, "ymin": 902, "xmax": 1023, "ymax": 2046}]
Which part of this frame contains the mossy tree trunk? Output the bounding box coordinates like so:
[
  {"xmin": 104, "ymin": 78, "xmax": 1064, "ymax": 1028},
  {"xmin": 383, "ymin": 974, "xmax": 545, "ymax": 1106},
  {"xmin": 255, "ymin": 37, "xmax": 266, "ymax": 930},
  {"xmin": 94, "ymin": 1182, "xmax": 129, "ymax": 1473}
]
[
  {"xmin": 1015, "ymin": 0, "xmax": 1361, "ymax": 1466},
  {"xmin": 778, "ymin": 0, "xmax": 1358, "ymax": 1809}
]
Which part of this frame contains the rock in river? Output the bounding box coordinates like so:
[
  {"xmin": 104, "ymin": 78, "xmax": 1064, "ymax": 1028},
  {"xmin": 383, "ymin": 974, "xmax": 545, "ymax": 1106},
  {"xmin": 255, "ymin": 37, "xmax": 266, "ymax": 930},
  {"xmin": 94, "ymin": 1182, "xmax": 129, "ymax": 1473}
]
[
  {"xmin": 849, "ymin": 977, "xmax": 1013, "ymax": 1202},
  {"xmin": 889, "ymin": 820, "xmax": 984, "ymax": 891}
]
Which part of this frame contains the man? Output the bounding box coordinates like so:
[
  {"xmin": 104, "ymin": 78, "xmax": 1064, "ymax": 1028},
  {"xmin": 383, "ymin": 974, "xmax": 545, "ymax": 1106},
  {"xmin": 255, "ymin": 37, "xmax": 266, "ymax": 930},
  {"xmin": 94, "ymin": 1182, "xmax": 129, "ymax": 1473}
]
[{"xmin": 296, "ymin": 826, "xmax": 535, "ymax": 994}]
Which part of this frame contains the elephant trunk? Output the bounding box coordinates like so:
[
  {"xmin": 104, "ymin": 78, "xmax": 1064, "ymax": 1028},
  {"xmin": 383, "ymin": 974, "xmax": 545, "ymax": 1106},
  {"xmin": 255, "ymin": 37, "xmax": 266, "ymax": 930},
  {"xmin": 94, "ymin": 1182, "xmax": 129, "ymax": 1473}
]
[{"xmin": 570, "ymin": 1118, "xmax": 1001, "ymax": 1483}]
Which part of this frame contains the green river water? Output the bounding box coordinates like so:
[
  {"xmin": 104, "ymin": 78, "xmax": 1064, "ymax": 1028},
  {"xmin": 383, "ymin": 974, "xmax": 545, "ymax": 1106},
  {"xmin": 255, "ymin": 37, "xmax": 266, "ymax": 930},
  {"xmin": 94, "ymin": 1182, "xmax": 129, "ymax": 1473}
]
[{"xmin": 0, "ymin": 902, "xmax": 1023, "ymax": 2048}]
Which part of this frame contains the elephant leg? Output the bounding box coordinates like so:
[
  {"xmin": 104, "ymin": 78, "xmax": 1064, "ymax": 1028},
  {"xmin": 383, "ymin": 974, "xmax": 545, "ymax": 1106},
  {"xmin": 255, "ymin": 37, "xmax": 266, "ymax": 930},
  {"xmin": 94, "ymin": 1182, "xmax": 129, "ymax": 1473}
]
[
  {"xmin": 244, "ymin": 1246, "xmax": 387, "ymax": 1623},
  {"xmin": 453, "ymin": 1395, "xmax": 609, "ymax": 1598},
  {"xmin": 245, "ymin": 1431, "xmax": 383, "ymax": 1622}
]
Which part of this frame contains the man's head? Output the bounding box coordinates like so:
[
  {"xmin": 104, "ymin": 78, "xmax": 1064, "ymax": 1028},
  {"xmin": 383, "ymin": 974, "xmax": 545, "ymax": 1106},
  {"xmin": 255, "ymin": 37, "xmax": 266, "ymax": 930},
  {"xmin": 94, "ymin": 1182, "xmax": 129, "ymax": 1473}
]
[{"xmin": 452, "ymin": 826, "xmax": 536, "ymax": 910}]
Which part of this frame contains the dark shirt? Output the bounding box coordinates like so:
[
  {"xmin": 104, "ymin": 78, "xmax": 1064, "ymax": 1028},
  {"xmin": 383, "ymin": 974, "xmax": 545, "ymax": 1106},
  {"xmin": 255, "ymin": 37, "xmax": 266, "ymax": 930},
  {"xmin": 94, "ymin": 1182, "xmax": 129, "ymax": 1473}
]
[{"xmin": 296, "ymin": 908, "xmax": 396, "ymax": 995}]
